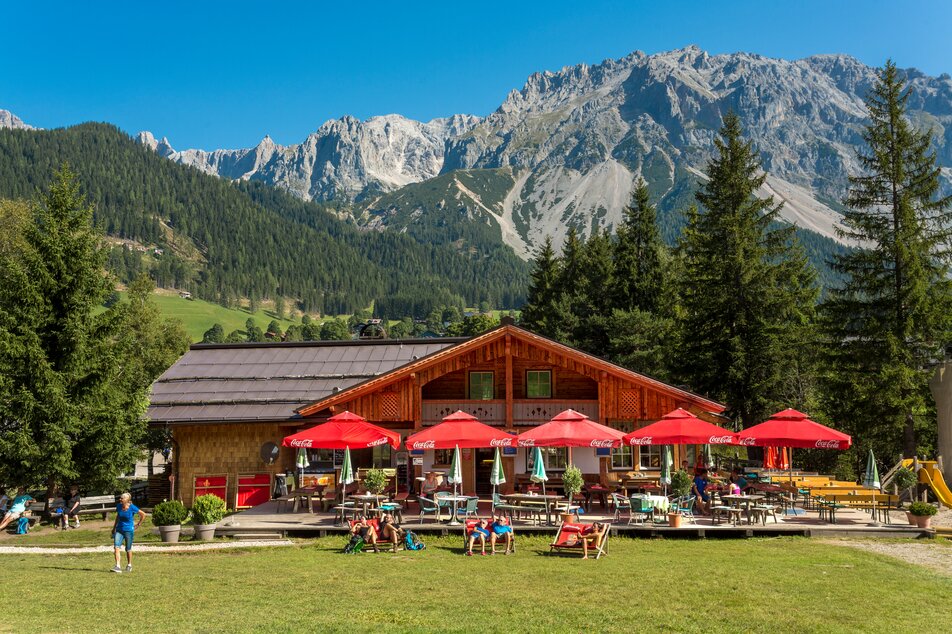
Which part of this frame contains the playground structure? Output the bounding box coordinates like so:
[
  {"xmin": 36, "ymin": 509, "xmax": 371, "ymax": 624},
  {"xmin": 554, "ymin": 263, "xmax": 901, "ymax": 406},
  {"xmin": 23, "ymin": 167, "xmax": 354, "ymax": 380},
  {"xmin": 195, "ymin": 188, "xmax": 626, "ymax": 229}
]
[{"xmin": 905, "ymin": 460, "xmax": 952, "ymax": 508}]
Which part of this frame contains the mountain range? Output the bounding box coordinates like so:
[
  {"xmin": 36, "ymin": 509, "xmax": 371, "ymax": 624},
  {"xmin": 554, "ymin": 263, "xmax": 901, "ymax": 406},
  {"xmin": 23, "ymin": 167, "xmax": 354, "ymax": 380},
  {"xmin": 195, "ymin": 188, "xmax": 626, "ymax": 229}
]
[{"xmin": 131, "ymin": 46, "xmax": 952, "ymax": 258}]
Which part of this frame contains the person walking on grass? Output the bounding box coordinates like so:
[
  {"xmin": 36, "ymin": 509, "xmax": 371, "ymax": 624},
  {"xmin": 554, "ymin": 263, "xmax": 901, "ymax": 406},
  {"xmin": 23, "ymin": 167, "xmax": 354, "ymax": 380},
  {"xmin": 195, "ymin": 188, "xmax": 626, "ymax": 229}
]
[{"xmin": 111, "ymin": 492, "xmax": 145, "ymax": 573}]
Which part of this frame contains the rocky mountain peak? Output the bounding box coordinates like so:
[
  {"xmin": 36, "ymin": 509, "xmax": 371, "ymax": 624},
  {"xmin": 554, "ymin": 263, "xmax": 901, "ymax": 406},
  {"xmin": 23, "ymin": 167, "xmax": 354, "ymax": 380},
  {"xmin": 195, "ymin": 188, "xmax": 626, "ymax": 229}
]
[{"xmin": 0, "ymin": 109, "xmax": 35, "ymax": 130}]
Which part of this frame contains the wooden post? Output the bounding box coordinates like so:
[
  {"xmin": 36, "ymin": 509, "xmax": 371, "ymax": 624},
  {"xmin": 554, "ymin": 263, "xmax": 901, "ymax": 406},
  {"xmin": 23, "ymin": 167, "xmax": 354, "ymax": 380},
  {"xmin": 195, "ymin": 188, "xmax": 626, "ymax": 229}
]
[
  {"xmin": 505, "ymin": 334, "xmax": 513, "ymax": 428},
  {"xmin": 412, "ymin": 373, "xmax": 422, "ymax": 431}
]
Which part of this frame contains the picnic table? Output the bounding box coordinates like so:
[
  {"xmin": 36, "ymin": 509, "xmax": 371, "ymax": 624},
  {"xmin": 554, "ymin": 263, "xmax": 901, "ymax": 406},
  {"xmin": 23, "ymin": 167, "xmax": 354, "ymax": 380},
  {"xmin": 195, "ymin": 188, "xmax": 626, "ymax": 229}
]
[
  {"xmin": 349, "ymin": 493, "xmax": 388, "ymax": 517},
  {"xmin": 501, "ymin": 493, "xmax": 563, "ymax": 526},
  {"xmin": 616, "ymin": 478, "xmax": 661, "ymax": 496},
  {"xmin": 277, "ymin": 486, "xmax": 326, "ymax": 513},
  {"xmin": 719, "ymin": 494, "xmax": 765, "ymax": 525},
  {"xmin": 583, "ymin": 484, "xmax": 610, "ymax": 510}
]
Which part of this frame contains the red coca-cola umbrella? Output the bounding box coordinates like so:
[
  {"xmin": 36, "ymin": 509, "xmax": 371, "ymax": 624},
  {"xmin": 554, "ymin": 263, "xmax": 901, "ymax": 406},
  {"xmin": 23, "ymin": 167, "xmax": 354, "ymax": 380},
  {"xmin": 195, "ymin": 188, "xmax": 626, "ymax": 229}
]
[
  {"xmin": 623, "ymin": 408, "xmax": 736, "ymax": 446},
  {"xmin": 736, "ymin": 409, "xmax": 851, "ymax": 450},
  {"xmin": 404, "ymin": 410, "xmax": 515, "ymax": 450},
  {"xmin": 282, "ymin": 410, "xmax": 401, "ymax": 450},
  {"xmin": 517, "ymin": 409, "xmax": 625, "ymax": 449}
]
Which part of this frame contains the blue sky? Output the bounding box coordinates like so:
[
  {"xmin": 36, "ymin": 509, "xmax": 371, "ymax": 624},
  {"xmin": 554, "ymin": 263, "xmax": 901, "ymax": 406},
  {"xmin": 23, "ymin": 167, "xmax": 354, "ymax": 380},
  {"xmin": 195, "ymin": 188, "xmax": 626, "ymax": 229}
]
[{"xmin": 2, "ymin": 1, "xmax": 949, "ymax": 150}]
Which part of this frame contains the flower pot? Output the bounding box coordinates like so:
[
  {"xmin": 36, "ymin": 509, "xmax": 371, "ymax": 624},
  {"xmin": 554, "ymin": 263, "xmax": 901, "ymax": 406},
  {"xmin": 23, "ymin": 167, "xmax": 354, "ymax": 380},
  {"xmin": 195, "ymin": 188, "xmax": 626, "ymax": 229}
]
[
  {"xmin": 906, "ymin": 512, "xmax": 916, "ymax": 526},
  {"xmin": 560, "ymin": 512, "xmax": 577, "ymax": 524},
  {"xmin": 157, "ymin": 525, "xmax": 181, "ymax": 543},
  {"xmin": 193, "ymin": 524, "xmax": 217, "ymax": 540},
  {"xmin": 913, "ymin": 515, "xmax": 933, "ymax": 530},
  {"xmin": 668, "ymin": 512, "xmax": 683, "ymax": 528}
]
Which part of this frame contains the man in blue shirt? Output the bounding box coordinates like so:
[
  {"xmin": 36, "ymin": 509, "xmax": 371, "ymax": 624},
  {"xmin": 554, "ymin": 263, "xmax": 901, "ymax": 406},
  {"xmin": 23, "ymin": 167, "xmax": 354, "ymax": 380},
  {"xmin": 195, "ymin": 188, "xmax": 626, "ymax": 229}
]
[
  {"xmin": 692, "ymin": 469, "xmax": 710, "ymax": 515},
  {"xmin": 111, "ymin": 492, "xmax": 146, "ymax": 573},
  {"xmin": 0, "ymin": 488, "xmax": 34, "ymax": 532}
]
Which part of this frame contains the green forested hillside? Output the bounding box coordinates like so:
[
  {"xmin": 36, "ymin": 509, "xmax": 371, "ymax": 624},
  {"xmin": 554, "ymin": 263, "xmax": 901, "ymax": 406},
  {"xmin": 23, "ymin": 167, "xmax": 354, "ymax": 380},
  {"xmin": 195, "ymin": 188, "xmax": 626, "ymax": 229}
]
[{"xmin": 0, "ymin": 124, "xmax": 528, "ymax": 317}]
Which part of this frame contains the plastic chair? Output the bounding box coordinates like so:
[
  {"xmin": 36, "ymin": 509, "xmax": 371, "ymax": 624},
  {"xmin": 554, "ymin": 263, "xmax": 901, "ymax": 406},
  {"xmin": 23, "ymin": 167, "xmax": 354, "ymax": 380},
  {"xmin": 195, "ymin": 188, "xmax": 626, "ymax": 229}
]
[
  {"xmin": 628, "ymin": 495, "xmax": 653, "ymax": 525},
  {"xmin": 459, "ymin": 497, "xmax": 479, "ymax": 519},
  {"xmin": 610, "ymin": 492, "xmax": 632, "ymax": 522},
  {"xmin": 674, "ymin": 496, "xmax": 697, "ymax": 524},
  {"xmin": 418, "ymin": 496, "xmax": 441, "ymax": 523}
]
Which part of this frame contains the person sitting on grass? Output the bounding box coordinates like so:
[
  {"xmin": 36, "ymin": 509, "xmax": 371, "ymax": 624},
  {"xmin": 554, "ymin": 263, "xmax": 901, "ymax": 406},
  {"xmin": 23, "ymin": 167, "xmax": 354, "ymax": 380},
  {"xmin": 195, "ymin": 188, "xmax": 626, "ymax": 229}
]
[
  {"xmin": 580, "ymin": 522, "xmax": 607, "ymax": 560},
  {"xmin": 692, "ymin": 468, "xmax": 710, "ymax": 516},
  {"xmin": 489, "ymin": 513, "xmax": 513, "ymax": 555},
  {"xmin": 466, "ymin": 518, "xmax": 491, "ymax": 556},
  {"xmin": 378, "ymin": 513, "xmax": 402, "ymax": 553},
  {"xmin": 0, "ymin": 488, "xmax": 33, "ymax": 532},
  {"xmin": 350, "ymin": 516, "xmax": 380, "ymax": 553},
  {"xmin": 59, "ymin": 485, "xmax": 81, "ymax": 530}
]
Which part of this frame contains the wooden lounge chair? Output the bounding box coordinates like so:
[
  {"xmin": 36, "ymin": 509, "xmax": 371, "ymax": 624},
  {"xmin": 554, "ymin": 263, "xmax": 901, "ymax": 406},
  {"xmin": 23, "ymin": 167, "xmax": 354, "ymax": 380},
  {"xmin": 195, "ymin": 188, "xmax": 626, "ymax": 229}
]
[
  {"xmin": 463, "ymin": 518, "xmax": 516, "ymax": 554},
  {"xmin": 549, "ymin": 522, "xmax": 611, "ymax": 559}
]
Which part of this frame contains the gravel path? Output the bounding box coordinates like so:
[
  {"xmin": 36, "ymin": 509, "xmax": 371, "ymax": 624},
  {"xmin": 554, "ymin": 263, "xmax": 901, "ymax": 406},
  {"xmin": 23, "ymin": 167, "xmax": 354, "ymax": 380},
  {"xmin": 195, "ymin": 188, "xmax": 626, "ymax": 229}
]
[
  {"xmin": 0, "ymin": 540, "xmax": 294, "ymax": 555},
  {"xmin": 823, "ymin": 539, "xmax": 952, "ymax": 576}
]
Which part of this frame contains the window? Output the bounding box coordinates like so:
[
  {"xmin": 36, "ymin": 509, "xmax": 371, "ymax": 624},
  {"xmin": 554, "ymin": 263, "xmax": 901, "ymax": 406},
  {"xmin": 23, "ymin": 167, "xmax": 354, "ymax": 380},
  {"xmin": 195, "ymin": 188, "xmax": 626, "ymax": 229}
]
[
  {"xmin": 526, "ymin": 370, "xmax": 552, "ymax": 398},
  {"xmin": 639, "ymin": 445, "xmax": 662, "ymax": 470},
  {"xmin": 526, "ymin": 447, "xmax": 568, "ymax": 472},
  {"xmin": 372, "ymin": 444, "xmax": 392, "ymax": 468},
  {"xmin": 469, "ymin": 371, "xmax": 494, "ymax": 400},
  {"xmin": 433, "ymin": 449, "xmax": 454, "ymax": 466},
  {"xmin": 610, "ymin": 445, "xmax": 634, "ymax": 470},
  {"xmin": 308, "ymin": 449, "xmax": 334, "ymax": 469}
]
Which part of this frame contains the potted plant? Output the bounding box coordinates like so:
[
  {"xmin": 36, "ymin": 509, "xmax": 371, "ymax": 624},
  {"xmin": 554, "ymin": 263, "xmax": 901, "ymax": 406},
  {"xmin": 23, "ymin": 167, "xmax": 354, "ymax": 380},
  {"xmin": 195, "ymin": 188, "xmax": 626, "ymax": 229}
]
[
  {"xmin": 152, "ymin": 500, "xmax": 188, "ymax": 543},
  {"xmin": 908, "ymin": 501, "xmax": 938, "ymax": 529},
  {"xmin": 362, "ymin": 468, "xmax": 389, "ymax": 496},
  {"xmin": 191, "ymin": 494, "xmax": 227, "ymax": 540},
  {"xmin": 893, "ymin": 467, "xmax": 918, "ymax": 524},
  {"xmin": 560, "ymin": 466, "xmax": 584, "ymax": 523},
  {"xmin": 668, "ymin": 470, "xmax": 693, "ymax": 528}
]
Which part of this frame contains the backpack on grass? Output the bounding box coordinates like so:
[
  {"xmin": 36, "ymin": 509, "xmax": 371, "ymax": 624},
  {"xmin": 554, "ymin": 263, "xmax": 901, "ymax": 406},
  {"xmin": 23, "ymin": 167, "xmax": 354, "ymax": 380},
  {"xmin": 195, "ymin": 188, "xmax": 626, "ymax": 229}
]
[
  {"xmin": 16, "ymin": 517, "xmax": 30, "ymax": 535},
  {"xmin": 404, "ymin": 531, "xmax": 425, "ymax": 551},
  {"xmin": 343, "ymin": 535, "xmax": 364, "ymax": 554}
]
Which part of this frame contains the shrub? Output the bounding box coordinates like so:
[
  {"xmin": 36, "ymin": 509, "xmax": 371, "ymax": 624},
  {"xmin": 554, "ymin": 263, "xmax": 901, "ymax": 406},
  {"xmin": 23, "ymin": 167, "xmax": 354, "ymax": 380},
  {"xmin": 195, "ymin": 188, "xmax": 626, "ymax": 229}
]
[
  {"xmin": 191, "ymin": 494, "xmax": 227, "ymax": 524},
  {"xmin": 671, "ymin": 469, "xmax": 693, "ymax": 499},
  {"xmin": 151, "ymin": 500, "xmax": 188, "ymax": 526},
  {"xmin": 893, "ymin": 467, "xmax": 917, "ymax": 492},
  {"xmin": 561, "ymin": 466, "xmax": 584, "ymax": 499},
  {"xmin": 908, "ymin": 501, "xmax": 938, "ymax": 517},
  {"xmin": 362, "ymin": 469, "xmax": 389, "ymax": 495}
]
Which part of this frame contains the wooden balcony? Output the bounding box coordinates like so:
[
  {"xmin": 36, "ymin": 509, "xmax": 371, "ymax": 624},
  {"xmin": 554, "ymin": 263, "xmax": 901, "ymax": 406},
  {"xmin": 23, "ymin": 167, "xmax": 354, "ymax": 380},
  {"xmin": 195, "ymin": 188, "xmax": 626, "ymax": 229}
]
[{"xmin": 422, "ymin": 399, "xmax": 599, "ymax": 426}]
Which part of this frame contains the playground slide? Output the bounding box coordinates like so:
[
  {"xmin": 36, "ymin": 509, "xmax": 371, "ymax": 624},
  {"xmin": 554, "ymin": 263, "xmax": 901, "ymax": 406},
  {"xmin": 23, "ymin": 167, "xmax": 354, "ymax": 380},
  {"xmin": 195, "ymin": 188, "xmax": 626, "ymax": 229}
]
[{"xmin": 918, "ymin": 464, "xmax": 952, "ymax": 509}]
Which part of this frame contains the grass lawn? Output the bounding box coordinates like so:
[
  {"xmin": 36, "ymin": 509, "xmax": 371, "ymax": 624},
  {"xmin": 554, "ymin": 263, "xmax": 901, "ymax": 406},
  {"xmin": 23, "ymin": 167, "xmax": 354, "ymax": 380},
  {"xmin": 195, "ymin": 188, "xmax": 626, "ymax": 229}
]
[{"xmin": 0, "ymin": 535, "xmax": 949, "ymax": 633}]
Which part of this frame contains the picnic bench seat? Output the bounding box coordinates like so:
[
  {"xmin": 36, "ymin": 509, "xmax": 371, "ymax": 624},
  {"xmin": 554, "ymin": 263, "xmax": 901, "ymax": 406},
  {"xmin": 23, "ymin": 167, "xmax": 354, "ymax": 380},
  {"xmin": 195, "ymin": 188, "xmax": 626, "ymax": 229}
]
[{"xmin": 549, "ymin": 522, "xmax": 611, "ymax": 559}]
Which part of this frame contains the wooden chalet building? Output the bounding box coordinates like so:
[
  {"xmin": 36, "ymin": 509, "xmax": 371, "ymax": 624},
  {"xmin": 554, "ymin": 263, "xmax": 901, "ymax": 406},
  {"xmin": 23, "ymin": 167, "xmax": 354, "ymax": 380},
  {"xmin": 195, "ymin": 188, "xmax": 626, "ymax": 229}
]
[{"xmin": 148, "ymin": 324, "xmax": 725, "ymax": 507}]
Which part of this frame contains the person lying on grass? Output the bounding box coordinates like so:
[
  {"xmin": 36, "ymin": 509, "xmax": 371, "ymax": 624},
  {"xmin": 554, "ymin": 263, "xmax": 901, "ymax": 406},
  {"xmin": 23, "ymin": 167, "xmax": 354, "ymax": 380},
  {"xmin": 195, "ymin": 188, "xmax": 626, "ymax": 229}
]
[
  {"xmin": 580, "ymin": 522, "xmax": 607, "ymax": 560},
  {"xmin": 466, "ymin": 518, "xmax": 491, "ymax": 556},
  {"xmin": 350, "ymin": 516, "xmax": 380, "ymax": 553},
  {"xmin": 378, "ymin": 513, "xmax": 402, "ymax": 553},
  {"xmin": 489, "ymin": 514, "xmax": 513, "ymax": 555}
]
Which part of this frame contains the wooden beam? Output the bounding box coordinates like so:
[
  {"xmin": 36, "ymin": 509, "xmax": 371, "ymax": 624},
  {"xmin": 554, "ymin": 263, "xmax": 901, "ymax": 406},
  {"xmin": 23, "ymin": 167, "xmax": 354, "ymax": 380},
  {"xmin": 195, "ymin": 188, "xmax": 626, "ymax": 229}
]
[
  {"xmin": 412, "ymin": 373, "xmax": 422, "ymax": 431},
  {"xmin": 505, "ymin": 334, "xmax": 513, "ymax": 428}
]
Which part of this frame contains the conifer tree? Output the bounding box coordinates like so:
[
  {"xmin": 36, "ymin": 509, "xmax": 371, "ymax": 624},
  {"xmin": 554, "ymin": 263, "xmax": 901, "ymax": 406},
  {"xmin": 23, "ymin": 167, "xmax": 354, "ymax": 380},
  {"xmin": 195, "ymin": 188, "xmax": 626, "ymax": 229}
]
[
  {"xmin": 822, "ymin": 61, "xmax": 952, "ymax": 458},
  {"xmin": 520, "ymin": 236, "xmax": 564, "ymax": 339},
  {"xmin": 677, "ymin": 113, "xmax": 818, "ymax": 428},
  {"xmin": 613, "ymin": 180, "xmax": 666, "ymax": 313}
]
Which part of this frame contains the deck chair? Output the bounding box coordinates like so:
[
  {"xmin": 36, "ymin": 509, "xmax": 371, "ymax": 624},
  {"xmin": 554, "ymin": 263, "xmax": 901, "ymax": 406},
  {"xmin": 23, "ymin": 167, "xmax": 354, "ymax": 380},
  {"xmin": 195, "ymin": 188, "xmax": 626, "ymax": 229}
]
[
  {"xmin": 610, "ymin": 493, "xmax": 631, "ymax": 522},
  {"xmin": 549, "ymin": 522, "xmax": 611, "ymax": 559},
  {"xmin": 417, "ymin": 496, "xmax": 441, "ymax": 523}
]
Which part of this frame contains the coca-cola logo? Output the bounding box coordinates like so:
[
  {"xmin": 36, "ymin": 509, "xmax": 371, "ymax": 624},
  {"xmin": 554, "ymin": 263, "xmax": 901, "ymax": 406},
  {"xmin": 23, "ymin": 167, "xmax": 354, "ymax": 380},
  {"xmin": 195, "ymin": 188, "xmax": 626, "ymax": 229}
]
[
  {"xmin": 590, "ymin": 439, "xmax": 615, "ymax": 448},
  {"xmin": 815, "ymin": 440, "xmax": 841, "ymax": 449},
  {"xmin": 411, "ymin": 440, "xmax": 436, "ymax": 450},
  {"xmin": 518, "ymin": 439, "xmax": 536, "ymax": 447},
  {"xmin": 367, "ymin": 437, "xmax": 388, "ymax": 447},
  {"xmin": 737, "ymin": 437, "xmax": 756, "ymax": 446},
  {"xmin": 490, "ymin": 438, "xmax": 513, "ymax": 447},
  {"xmin": 708, "ymin": 435, "xmax": 735, "ymax": 444},
  {"xmin": 628, "ymin": 436, "xmax": 653, "ymax": 446},
  {"xmin": 289, "ymin": 439, "xmax": 313, "ymax": 448}
]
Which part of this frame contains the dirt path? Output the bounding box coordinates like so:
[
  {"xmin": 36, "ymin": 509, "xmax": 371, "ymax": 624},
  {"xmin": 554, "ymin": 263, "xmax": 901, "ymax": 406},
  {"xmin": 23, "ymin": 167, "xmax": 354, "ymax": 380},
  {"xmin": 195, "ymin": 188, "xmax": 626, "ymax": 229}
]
[
  {"xmin": 0, "ymin": 540, "xmax": 294, "ymax": 554},
  {"xmin": 823, "ymin": 539, "xmax": 952, "ymax": 576}
]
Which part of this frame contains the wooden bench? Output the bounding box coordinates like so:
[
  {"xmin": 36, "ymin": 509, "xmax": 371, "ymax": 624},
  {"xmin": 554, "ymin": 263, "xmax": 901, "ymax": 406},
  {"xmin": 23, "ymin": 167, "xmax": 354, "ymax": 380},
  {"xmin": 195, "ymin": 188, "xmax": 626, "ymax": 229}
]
[{"xmin": 30, "ymin": 495, "xmax": 118, "ymax": 523}]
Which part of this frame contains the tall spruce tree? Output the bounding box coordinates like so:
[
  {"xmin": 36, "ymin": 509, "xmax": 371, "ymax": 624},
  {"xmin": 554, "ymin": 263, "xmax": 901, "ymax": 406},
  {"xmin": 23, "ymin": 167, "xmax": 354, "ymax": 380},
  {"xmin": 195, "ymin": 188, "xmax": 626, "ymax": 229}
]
[
  {"xmin": 613, "ymin": 181, "xmax": 666, "ymax": 313},
  {"xmin": 519, "ymin": 236, "xmax": 560, "ymax": 337},
  {"xmin": 677, "ymin": 113, "xmax": 818, "ymax": 428},
  {"xmin": 822, "ymin": 61, "xmax": 952, "ymax": 458},
  {"xmin": 0, "ymin": 167, "xmax": 186, "ymax": 492}
]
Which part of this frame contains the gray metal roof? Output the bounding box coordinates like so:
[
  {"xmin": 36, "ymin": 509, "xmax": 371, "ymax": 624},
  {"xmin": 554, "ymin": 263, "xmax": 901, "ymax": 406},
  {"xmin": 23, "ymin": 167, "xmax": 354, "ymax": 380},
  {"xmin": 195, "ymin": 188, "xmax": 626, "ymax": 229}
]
[{"xmin": 147, "ymin": 339, "xmax": 462, "ymax": 424}]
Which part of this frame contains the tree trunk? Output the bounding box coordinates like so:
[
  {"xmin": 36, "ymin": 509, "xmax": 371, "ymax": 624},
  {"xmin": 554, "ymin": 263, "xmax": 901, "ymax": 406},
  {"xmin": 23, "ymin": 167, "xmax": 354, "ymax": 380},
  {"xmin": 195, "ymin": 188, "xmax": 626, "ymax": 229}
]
[
  {"xmin": 147, "ymin": 453, "xmax": 154, "ymax": 478},
  {"xmin": 903, "ymin": 411, "xmax": 917, "ymax": 458}
]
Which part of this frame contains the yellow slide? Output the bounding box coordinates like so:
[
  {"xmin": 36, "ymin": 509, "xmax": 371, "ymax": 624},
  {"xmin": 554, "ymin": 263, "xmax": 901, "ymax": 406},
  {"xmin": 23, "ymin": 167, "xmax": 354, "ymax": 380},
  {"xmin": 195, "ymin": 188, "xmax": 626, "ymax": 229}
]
[{"xmin": 912, "ymin": 461, "xmax": 952, "ymax": 509}]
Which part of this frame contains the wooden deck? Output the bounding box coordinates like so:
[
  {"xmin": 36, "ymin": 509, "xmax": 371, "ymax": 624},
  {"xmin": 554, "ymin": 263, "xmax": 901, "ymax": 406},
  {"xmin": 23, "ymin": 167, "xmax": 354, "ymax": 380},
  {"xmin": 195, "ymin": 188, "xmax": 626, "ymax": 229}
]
[{"xmin": 217, "ymin": 499, "xmax": 932, "ymax": 540}]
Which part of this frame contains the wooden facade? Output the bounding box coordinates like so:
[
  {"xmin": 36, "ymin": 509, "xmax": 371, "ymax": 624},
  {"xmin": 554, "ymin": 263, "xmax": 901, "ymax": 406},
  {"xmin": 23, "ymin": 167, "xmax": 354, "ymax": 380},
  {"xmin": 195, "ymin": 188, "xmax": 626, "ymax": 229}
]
[{"xmin": 160, "ymin": 325, "xmax": 725, "ymax": 505}]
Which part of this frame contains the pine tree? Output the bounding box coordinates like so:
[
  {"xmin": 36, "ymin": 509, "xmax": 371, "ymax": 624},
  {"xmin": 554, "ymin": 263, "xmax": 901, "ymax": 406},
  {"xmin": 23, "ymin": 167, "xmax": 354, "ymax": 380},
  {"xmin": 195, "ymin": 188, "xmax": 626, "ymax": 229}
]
[
  {"xmin": 613, "ymin": 181, "xmax": 666, "ymax": 313},
  {"xmin": 0, "ymin": 167, "xmax": 185, "ymax": 491},
  {"xmin": 274, "ymin": 295, "xmax": 286, "ymax": 320},
  {"xmin": 677, "ymin": 113, "xmax": 818, "ymax": 428},
  {"xmin": 519, "ymin": 236, "xmax": 562, "ymax": 338},
  {"xmin": 822, "ymin": 61, "xmax": 952, "ymax": 458}
]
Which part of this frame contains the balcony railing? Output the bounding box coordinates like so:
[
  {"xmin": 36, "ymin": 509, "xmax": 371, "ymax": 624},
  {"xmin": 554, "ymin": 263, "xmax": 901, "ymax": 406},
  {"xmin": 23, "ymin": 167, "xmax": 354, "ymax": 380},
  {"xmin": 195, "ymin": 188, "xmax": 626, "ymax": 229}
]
[{"xmin": 422, "ymin": 399, "xmax": 598, "ymax": 426}]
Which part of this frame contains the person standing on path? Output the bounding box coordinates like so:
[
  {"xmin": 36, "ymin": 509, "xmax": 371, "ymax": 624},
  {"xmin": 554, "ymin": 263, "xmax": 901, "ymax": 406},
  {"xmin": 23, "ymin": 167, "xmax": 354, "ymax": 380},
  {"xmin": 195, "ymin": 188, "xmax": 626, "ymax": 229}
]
[{"xmin": 111, "ymin": 492, "xmax": 145, "ymax": 573}]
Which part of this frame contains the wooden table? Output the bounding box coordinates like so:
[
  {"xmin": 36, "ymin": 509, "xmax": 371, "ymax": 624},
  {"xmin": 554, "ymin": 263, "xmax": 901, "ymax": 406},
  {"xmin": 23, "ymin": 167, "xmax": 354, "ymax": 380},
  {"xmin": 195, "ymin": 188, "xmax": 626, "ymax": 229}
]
[
  {"xmin": 501, "ymin": 493, "xmax": 563, "ymax": 525},
  {"xmin": 349, "ymin": 494, "xmax": 387, "ymax": 517},
  {"xmin": 720, "ymin": 494, "xmax": 765, "ymax": 525}
]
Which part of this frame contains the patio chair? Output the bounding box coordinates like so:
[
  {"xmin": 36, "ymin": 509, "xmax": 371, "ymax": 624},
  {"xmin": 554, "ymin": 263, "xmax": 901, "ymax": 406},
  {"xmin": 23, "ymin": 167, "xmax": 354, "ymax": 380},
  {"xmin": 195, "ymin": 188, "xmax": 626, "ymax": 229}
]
[
  {"xmin": 491, "ymin": 493, "xmax": 524, "ymax": 521},
  {"xmin": 459, "ymin": 496, "xmax": 479, "ymax": 520},
  {"xmin": 673, "ymin": 496, "xmax": 697, "ymax": 524},
  {"xmin": 378, "ymin": 501, "xmax": 404, "ymax": 524},
  {"xmin": 628, "ymin": 495, "xmax": 654, "ymax": 526},
  {"xmin": 549, "ymin": 522, "xmax": 611, "ymax": 559},
  {"xmin": 610, "ymin": 493, "xmax": 631, "ymax": 522},
  {"xmin": 418, "ymin": 496, "xmax": 441, "ymax": 523}
]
